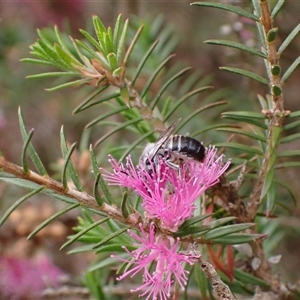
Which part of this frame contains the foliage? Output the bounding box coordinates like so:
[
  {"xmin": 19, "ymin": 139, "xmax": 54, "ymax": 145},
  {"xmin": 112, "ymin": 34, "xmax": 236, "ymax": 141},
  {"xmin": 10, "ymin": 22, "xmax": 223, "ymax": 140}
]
[{"xmin": 1, "ymin": 1, "xmax": 300, "ymax": 299}]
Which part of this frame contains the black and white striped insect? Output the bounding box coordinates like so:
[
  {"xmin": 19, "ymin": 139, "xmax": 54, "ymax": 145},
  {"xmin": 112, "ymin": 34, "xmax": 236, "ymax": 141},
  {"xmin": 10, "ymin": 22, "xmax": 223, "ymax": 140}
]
[{"xmin": 140, "ymin": 119, "xmax": 206, "ymax": 172}]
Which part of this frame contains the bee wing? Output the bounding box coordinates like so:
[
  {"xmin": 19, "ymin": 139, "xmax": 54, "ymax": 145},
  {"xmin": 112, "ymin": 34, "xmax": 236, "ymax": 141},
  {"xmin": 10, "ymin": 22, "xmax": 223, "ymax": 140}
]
[{"xmin": 150, "ymin": 118, "xmax": 181, "ymax": 159}]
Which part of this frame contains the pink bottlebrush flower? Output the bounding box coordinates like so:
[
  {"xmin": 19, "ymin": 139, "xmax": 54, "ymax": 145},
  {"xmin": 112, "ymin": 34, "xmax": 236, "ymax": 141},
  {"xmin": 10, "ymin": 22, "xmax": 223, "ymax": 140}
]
[
  {"xmin": 112, "ymin": 223, "xmax": 199, "ymax": 300},
  {"xmin": 102, "ymin": 146, "xmax": 230, "ymax": 232}
]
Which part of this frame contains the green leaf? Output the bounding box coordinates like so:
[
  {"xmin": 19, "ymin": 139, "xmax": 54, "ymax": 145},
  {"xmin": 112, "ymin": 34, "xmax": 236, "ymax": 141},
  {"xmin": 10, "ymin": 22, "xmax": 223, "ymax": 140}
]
[
  {"xmin": 79, "ymin": 29, "xmax": 104, "ymax": 54},
  {"xmin": 277, "ymin": 150, "xmax": 300, "ymax": 158},
  {"xmin": 60, "ymin": 127, "xmax": 84, "ymax": 191},
  {"xmin": 278, "ymin": 22, "xmax": 300, "ymax": 54},
  {"xmin": 18, "ymin": 107, "xmax": 48, "ymax": 176},
  {"xmin": 220, "ymin": 67, "xmax": 269, "ymax": 85},
  {"xmin": 221, "ymin": 111, "xmax": 266, "ymax": 119},
  {"xmin": 280, "ymin": 132, "xmax": 300, "ymax": 144},
  {"xmin": 260, "ymin": 168, "xmax": 274, "ymax": 200},
  {"xmin": 281, "ymin": 56, "xmax": 300, "ymax": 82},
  {"xmin": 45, "ymin": 78, "xmax": 89, "ymax": 91},
  {"xmin": 0, "ymin": 186, "xmax": 44, "ymax": 226},
  {"xmin": 124, "ymin": 24, "xmax": 144, "ymax": 65},
  {"xmin": 179, "ymin": 214, "xmax": 212, "ymax": 230},
  {"xmin": 141, "ymin": 54, "xmax": 177, "ymax": 99},
  {"xmin": 191, "ymin": 2, "xmax": 259, "ymax": 21},
  {"xmin": 116, "ymin": 18, "xmax": 128, "ymax": 65},
  {"xmin": 89, "ymin": 145, "xmax": 100, "ymax": 177},
  {"xmin": 221, "ymin": 112, "xmax": 267, "ymax": 129},
  {"xmin": 217, "ymin": 127, "xmax": 266, "ymax": 143},
  {"xmin": 271, "ymin": 0, "xmax": 285, "ymax": 18},
  {"xmin": 54, "ymin": 44, "xmax": 81, "ymax": 68},
  {"xmin": 73, "ymin": 91, "xmax": 118, "ymax": 114},
  {"xmin": 93, "ymin": 172, "xmax": 104, "ymax": 207},
  {"xmin": 282, "ymin": 120, "xmax": 300, "ymax": 130},
  {"xmin": 21, "ymin": 128, "xmax": 34, "ymax": 174},
  {"xmin": 92, "ymin": 226, "xmax": 129, "ymax": 249},
  {"xmin": 93, "ymin": 15, "xmax": 106, "ymax": 43},
  {"xmin": 113, "ymin": 14, "xmax": 123, "ymax": 53},
  {"xmin": 85, "ymin": 106, "xmax": 128, "ymax": 129},
  {"xmin": 107, "ymin": 53, "xmax": 118, "ymax": 71},
  {"xmin": 212, "ymin": 233, "xmax": 263, "ymax": 245},
  {"xmin": 205, "ymin": 40, "xmax": 267, "ymax": 58},
  {"xmin": 234, "ymin": 269, "xmax": 270, "ymax": 287},
  {"xmin": 163, "ymin": 86, "xmax": 213, "ymax": 120},
  {"xmin": 60, "ymin": 217, "xmax": 109, "ymax": 250},
  {"xmin": 203, "ymin": 223, "xmax": 255, "ymax": 240},
  {"xmin": 214, "ymin": 142, "xmax": 264, "ymax": 156},
  {"xmin": 28, "ymin": 203, "xmax": 80, "ymax": 240},
  {"xmin": 131, "ymin": 40, "xmax": 159, "ymax": 85},
  {"xmin": 96, "ymin": 171, "xmax": 114, "ymax": 205},
  {"xmin": 94, "ymin": 117, "xmax": 143, "ymax": 147},
  {"xmin": 27, "ymin": 71, "xmax": 79, "ymax": 79}
]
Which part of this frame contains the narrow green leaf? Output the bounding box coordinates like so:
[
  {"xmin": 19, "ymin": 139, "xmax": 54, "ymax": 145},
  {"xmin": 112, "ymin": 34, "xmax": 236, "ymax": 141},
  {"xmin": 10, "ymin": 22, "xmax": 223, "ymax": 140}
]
[
  {"xmin": 45, "ymin": 79, "xmax": 89, "ymax": 91},
  {"xmin": 192, "ymin": 123, "xmax": 232, "ymax": 137},
  {"xmin": 54, "ymin": 44, "xmax": 82, "ymax": 68},
  {"xmin": 61, "ymin": 142, "xmax": 77, "ymax": 190},
  {"xmin": 76, "ymin": 91, "xmax": 119, "ymax": 114},
  {"xmin": 88, "ymin": 254, "xmax": 129, "ymax": 272},
  {"xmin": 124, "ymin": 24, "xmax": 144, "ymax": 65},
  {"xmin": 94, "ymin": 117, "xmax": 143, "ymax": 147},
  {"xmin": 119, "ymin": 131, "xmax": 153, "ymax": 161},
  {"xmin": 60, "ymin": 217, "xmax": 109, "ymax": 250},
  {"xmin": 283, "ymin": 119, "xmax": 300, "ymax": 130},
  {"xmin": 21, "ymin": 58, "xmax": 56, "ymax": 67},
  {"xmin": 18, "ymin": 107, "xmax": 48, "ymax": 176},
  {"xmin": 163, "ymin": 86, "xmax": 213, "ymax": 120},
  {"xmin": 28, "ymin": 203, "xmax": 80, "ymax": 240},
  {"xmin": 79, "ymin": 29, "xmax": 104, "ymax": 53},
  {"xmin": 72, "ymin": 86, "xmax": 109, "ymax": 114},
  {"xmin": 278, "ymin": 22, "xmax": 299, "ymax": 54},
  {"xmin": 214, "ymin": 142, "xmax": 264, "ymax": 156},
  {"xmin": 95, "ymin": 243, "xmax": 132, "ymax": 254},
  {"xmin": 131, "ymin": 40, "xmax": 159, "ymax": 85},
  {"xmin": 85, "ymin": 106, "xmax": 128, "ymax": 129},
  {"xmin": 220, "ymin": 67, "xmax": 269, "ymax": 85},
  {"xmin": 203, "ymin": 223, "xmax": 255, "ymax": 240},
  {"xmin": 92, "ymin": 226, "xmax": 129, "ymax": 249},
  {"xmin": 277, "ymin": 150, "xmax": 300, "ymax": 158},
  {"xmin": 217, "ymin": 127, "xmax": 266, "ymax": 143},
  {"xmin": 21, "ymin": 128, "xmax": 34, "ymax": 174},
  {"xmin": 60, "ymin": 127, "xmax": 84, "ymax": 191},
  {"xmin": 276, "ymin": 161, "xmax": 300, "ymax": 169},
  {"xmin": 221, "ymin": 111, "xmax": 266, "ymax": 119},
  {"xmin": 27, "ymin": 71, "xmax": 79, "ymax": 79},
  {"xmin": 94, "ymin": 172, "xmax": 104, "ymax": 207},
  {"xmin": 287, "ymin": 110, "xmax": 300, "ymax": 118},
  {"xmin": 121, "ymin": 191, "xmax": 130, "ymax": 219},
  {"xmin": 89, "ymin": 145, "xmax": 99, "ymax": 177},
  {"xmin": 0, "ymin": 186, "xmax": 44, "ymax": 226},
  {"xmin": 93, "ymin": 15, "xmax": 106, "ymax": 43},
  {"xmin": 171, "ymin": 101, "xmax": 228, "ymax": 131},
  {"xmin": 194, "ymin": 264, "xmax": 209, "ymax": 299},
  {"xmin": 205, "ymin": 40, "xmax": 267, "ymax": 58},
  {"xmin": 106, "ymin": 27, "xmax": 114, "ymax": 53},
  {"xmin": 266, "ymin": 183, "xmax": 276, "ymax": 216},
  {"xmin": 212, "ymin": 233, "xmax": 263, "ymax": 245},
  {"xmin": 116, "ymin": 18, "xmax": 128, "ymax": 65},
  {"xmin": 271, "ymin": 0, "xmax": 285, "ymax": 18},
  {"xmin": 260, "ymin": 168, "xmax": 274, "ymax": 200},
  {"xmin": 234, "ymin": 269, "xmax": 270, "ymax": 287},
  {"xmin": 191, "ymin": 2, "xmax": 259, "ymax": 21},
  {"xmin": 280, "ymin": 132, "xmax": 300, "ymax": 144},
  {"xmin": 38, "ymin": 40, "xmax": 69, "ymax": 69},
  {"xmin": 281, "ymin": 56, "xmax": 300, "ymax": 82},
  {"xmin": 113, "ymin": 14, "xmax": 122, "ymax": 52},
  {"xmin": 96, "ymin": 171, "xmax": 114, "ymax": 205},
  {"xmin": 179, "ymin": 214, "xmax": 212, "ymax": 230},
  {"xmin": 141, "ymin": 54, "xmax": 176, "ymax": 99},
  {"xmin": 107, "ymin": 53, "xmax": 118, "ymax": 71},
  {"xmin": 274, "ymin": 178, "xmax": 296, "ymax": 206}
]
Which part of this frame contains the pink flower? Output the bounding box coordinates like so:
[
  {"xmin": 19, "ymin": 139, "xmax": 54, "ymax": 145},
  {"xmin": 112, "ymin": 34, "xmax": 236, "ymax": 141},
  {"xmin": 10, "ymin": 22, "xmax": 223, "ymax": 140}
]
[
  {"xmin": 102, "ymin": 146, "xmax": 230, "ymax": 232},
  {"xmin": 112, "ymin": 223, "xmax": 199, "ymax": 300}
]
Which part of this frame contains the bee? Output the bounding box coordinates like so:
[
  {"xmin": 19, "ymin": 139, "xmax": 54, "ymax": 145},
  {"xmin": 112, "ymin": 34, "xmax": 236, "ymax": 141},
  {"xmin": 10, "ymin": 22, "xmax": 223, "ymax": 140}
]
[{"xmin": 140, "ymin": 119, "xmax": 206, "ymax": 172}]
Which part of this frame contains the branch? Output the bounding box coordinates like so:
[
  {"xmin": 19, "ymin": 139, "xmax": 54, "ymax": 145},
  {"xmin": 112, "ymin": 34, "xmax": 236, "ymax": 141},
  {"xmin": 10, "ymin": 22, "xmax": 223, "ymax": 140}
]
[{"xmin": 0, "ymin": 156, "xmax": 141, "ymax": 227}]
